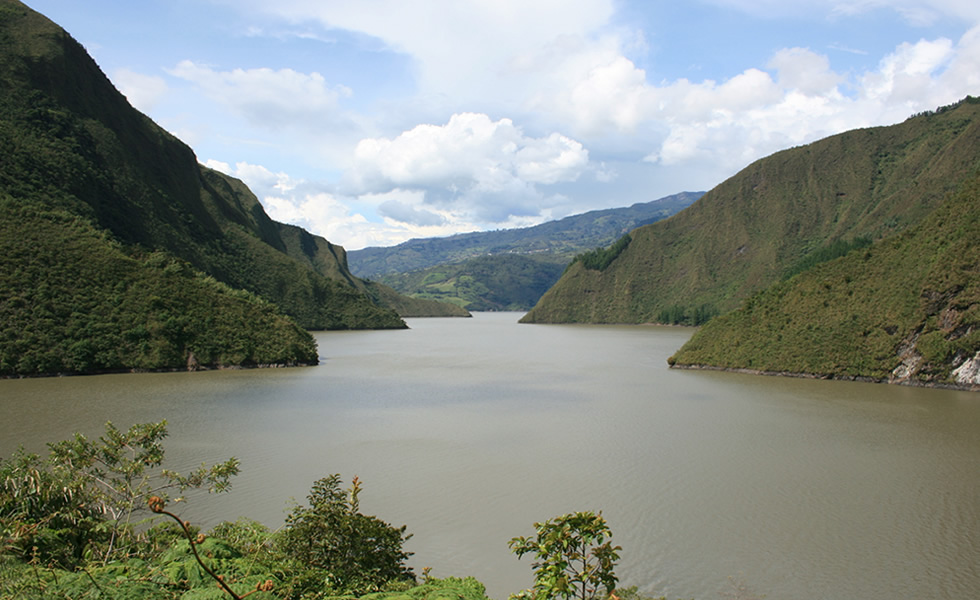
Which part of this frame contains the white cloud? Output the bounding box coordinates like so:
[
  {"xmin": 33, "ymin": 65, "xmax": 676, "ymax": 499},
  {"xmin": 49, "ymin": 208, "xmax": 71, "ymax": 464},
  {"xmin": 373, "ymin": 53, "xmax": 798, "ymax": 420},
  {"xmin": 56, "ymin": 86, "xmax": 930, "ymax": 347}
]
[
  {"xmin": 113, "ymin": 68, "xmax": 168, "ymax": 112},
  {"xmin": 182, "ymin": 0, "xmax": 980, "ymax": 249},
  {"xmin": 768, "ymin": 48, "xmax": 843, "ymax": 94},
  {"xmin": 860, "ymin": 37, "xmax": 956, "ymax": 104},
  {"xmin": 349, "ymin": 113, "xmax": 589, "ymax": 222},
  {"xmin": 168, "ymin": 60, "xmax": 351, "ymax": 128},
  {"xmin": 226, "ymin": 0, "xmax": 616, "ymax": 100},
  {"xmin": 523, "ymin": 35, "xmax": 658, "ymax": 136},
  {"xmin": 642, "ymin": 24, "xmax": 980, "ymax": 177}
]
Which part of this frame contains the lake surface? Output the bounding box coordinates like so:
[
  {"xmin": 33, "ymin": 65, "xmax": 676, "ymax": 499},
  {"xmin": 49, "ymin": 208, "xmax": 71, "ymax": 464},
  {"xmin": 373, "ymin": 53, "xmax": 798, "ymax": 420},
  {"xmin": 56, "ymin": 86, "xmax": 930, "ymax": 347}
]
[{"xmin": 2, "ymin": 312, "xmax": 978, "ymax": 600}]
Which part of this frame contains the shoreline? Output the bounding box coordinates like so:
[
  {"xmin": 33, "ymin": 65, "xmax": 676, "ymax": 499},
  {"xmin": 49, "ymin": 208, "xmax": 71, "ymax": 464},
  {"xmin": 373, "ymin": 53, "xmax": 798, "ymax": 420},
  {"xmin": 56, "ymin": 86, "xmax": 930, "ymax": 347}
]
[{"xmin": 669, "ymin": 362, "xmax": 980, "ymax": 393}]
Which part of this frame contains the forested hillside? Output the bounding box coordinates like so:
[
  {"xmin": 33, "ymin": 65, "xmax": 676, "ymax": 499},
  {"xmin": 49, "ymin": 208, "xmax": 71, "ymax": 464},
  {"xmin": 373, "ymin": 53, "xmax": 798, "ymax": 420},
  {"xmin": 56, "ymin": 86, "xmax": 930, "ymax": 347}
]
[
  {"xmin": 0, "ymin": 1, "xmax": 462, "ymax": 374},
  {"xmin": 523, "ymin": 98, "xmax": 980, "ymax": 326},
  {"xmin": 378, "ymin": 254, "xmax": 566, "ymax": 311}
]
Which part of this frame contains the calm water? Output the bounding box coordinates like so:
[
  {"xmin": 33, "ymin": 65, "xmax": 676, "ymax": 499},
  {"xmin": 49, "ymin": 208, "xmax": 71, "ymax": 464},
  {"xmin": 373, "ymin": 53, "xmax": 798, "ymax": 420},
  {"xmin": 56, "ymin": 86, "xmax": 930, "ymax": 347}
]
[{"xmin": 2, "ymin": 312, "xmax": 978, "ymax": 600}]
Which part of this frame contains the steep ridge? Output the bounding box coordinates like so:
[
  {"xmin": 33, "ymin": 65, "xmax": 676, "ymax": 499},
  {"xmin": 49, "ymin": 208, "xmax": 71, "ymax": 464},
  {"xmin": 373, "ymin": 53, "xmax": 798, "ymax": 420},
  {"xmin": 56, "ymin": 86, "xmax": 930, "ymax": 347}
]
[
  {"xmin": 522, "ymin": 98, "xmax": 980, "ymax": 324},
  {"xmin": 669, "ymin": 172, "xmax": 980, "ymax": 389}
]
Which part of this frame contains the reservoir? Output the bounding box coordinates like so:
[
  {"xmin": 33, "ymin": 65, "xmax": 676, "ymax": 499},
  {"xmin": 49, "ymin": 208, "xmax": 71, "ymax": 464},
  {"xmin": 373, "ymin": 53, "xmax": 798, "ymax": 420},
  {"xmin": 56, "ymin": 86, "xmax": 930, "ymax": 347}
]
[{"xmin": 1, "ymin": 312, "xmax": 978, "ymax": 600}]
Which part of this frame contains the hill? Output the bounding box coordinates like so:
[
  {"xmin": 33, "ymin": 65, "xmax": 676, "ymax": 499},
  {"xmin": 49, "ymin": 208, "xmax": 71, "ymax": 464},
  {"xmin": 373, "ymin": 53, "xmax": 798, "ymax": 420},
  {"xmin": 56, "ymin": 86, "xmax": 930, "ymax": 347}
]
[
  {"xmin": 378, "ymin": 254, "xmax": 567, "ymax": 311},
  {"xmin": 0, "ymin": 197, "xmax": 318, "ymax": 374},
  {"xmin": 347, "ymin": 192, "xmax": 701, "ymax": 279},
  {"xmin": 0, "ymin": 2, "xmax": 467, "ymax": 373},
  {"xmin": 522, "ymin": 98, "xmax": 980, "ymax": 325},
  {"xmin": 669, "ymin": 172, "xmax": 980, "ymax": 389}
]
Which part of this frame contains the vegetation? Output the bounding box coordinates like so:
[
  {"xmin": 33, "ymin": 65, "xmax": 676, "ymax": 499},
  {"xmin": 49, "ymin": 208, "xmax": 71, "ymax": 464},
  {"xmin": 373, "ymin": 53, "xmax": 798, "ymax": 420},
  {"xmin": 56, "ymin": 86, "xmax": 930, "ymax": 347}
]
[
  {"xmin": 522, "ymin": 97, "xmax": 980, "ymax": 326},
  {"xmin": 348, "ymin": 194, "xmax": 700, "ymax": 280},
  {"xmin": 780, "ymin": 236, "xmax": 872, "ymax": 281},
  {"xmin": 1, "ymin": 423, "xmax": 705, "ymax": 600},
  {"xmin": 0, "ymin": 422, "xmax": 420, "ymax": 600},
  {"xmin": 509, "ymin": 512, "xmax": 621, "ymax": 600},
  {"xmin": 574, "ymin": 234, "xmax": 632, "ymax": 272},
  {"xmin": 278, "ymin": 475, "xmax": 415, "ymax": 596},
  {"xmin": 378, "ymin": 255, "xmax": 566, "ymax": 311},
  {"xmin": 655, "ymin": 304, "xmax": 719, "ymax": 327},
  {"xmin": 669, "ymin": 172, "xmax": 980, "ymax": 387},
  {"xmin": 360, "ymin": 279, "xmax": 472, "ymax": 318},
  {"xmin": 0, "ymin": 197, "xmax": 318, "ymax": 375},
  {"xmin": 0, "ymin": 0, "xmax": 436, "ymax": 377},
  {"xmin": 0, "ymin": 421, "xmax": 238, "ymax": 572}
]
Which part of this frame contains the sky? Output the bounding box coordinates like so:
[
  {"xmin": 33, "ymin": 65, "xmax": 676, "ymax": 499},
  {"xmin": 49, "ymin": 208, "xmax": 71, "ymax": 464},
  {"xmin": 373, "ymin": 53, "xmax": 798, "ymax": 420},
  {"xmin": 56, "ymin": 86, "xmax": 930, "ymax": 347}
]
[{"xmin": 25, "ymin": 0, "xmax": 980, "ymax": 250}]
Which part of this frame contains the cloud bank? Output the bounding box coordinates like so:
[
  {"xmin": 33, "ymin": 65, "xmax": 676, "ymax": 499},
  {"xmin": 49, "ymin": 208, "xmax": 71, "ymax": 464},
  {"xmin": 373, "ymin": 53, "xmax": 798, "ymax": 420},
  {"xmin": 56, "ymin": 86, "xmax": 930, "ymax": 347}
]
[{"xmin": 142, "ymin": 0, "xmax": 980, "ymax": 248}]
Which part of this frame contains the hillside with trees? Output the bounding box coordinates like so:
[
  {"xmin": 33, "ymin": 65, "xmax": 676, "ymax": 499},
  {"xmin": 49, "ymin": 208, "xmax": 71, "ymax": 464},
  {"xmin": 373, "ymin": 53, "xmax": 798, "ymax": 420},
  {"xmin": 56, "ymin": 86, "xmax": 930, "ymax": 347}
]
[
  {"xmin": 376, "ymin": 254, "xmax": 565, "ymax": 311},
  {"xmin": 0, "ymin": 1, "xmax": 465, "ymax": 374}
]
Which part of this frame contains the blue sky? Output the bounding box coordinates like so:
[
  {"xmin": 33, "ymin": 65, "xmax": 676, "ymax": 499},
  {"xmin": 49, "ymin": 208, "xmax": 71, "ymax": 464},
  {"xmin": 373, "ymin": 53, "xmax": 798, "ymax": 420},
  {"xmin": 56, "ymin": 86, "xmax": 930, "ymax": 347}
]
[{"xmin": 26, "ymin": 0, "xmax": 980, "ymax": 249}]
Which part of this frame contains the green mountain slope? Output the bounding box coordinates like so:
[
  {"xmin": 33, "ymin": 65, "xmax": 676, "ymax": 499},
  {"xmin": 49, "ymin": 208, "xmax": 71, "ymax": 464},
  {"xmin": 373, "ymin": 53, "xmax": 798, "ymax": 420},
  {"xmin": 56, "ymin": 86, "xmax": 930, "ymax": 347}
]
[
  {"xmin": 669, "ymin": 172, "xmax": 980, "ymax": 389},
  {"xmin": 379, "ymin": 254, "xmax": 566, "ymax": 311},
  {"xmin": 0, "ymin": 0, "xmax": 419, "ymax": 331},
  {"xmin": 0, "ymin": 0, "xmax": 468, "ymax": 376},
  {"xmin": 522, "ymin": 98, "xmax": 980, "ymax": 324},
  {"xmin": 0, "ymin": 196, "xmax": 318, "ymax": 375},
  {"xmin": 347, "ymin": 192, "xmax": 701, "ymax": 279}
]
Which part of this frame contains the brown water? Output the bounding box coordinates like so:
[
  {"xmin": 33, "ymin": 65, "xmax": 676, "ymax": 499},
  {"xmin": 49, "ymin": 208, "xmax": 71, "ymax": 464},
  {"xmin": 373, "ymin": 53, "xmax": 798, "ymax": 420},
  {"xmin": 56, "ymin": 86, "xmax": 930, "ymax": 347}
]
[{"xmin": 2, "ymin": 312, "xmax": 978, "ymax": 599}]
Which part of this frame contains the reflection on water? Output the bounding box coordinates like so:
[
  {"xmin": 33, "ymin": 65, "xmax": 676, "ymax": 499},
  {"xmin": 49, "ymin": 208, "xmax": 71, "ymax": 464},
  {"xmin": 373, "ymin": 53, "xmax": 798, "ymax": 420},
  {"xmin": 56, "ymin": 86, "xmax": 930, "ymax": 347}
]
[{"xmin": 2, "ymin": 312, "xmax": 978, "ymax": 600}]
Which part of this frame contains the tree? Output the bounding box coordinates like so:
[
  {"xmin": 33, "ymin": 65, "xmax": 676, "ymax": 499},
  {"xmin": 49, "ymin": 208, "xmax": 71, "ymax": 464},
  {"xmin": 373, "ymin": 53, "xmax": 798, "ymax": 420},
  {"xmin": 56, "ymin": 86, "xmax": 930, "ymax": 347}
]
[
  {"xmin": 1, "ymin": 420, "xmax": 239, "ymax": 567},
  {"xmin": 509, "ymin": 511, "xmax": 621, "ymax": 600},
  {"xmin": 278, "ymin": 474, "xmax": 415, "ymax": 595}
]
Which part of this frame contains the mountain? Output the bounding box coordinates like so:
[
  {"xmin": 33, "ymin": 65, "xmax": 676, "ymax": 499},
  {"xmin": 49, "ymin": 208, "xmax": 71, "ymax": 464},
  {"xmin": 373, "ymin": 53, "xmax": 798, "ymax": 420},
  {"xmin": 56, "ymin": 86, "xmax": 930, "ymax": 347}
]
[
  {"xmin": 378, "ymin": 254, "xmax": 567, "ymax": 311},
  {"xmin": 347, "ymin": 192, "xmax": 701, "ymax": 279},
  {"xmin": 522, "ymin": 98, "xmax": 980, "ymax": 325},
  {"xmin": 669, "ymin": 171, "xmax": 980, "ymax": 389},
  {"xmin": 0, "ymin": 1, "xmax": 461, "ymax": 375}
]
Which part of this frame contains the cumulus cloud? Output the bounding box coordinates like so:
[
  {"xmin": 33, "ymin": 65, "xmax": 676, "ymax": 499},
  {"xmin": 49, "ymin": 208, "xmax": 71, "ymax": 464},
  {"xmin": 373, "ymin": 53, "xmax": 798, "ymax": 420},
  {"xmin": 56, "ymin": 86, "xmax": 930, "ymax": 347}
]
[
  {"xmin": 113, "ymin": 68, "xmax": 168, "ymax": 112},
  {"xmin": 348, "ymin": 113, "xmax": 589, "ymax": 223},
  {"xmin": 641, "ymin": 25, "xmax": 980, "ymax": 178},
  {"xmin": 168, "ymin": 60, "xmax": 351, "ymax": 128},
  {"xmin": 183, "ymin": 0, "xmax": 980, "ymax": 248}
]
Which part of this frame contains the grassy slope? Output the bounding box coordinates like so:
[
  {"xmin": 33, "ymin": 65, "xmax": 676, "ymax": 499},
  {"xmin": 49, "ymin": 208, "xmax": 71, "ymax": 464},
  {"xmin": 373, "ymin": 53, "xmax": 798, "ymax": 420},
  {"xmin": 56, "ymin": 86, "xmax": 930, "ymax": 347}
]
[
  {"xmin": 522, "ymin": 99, "xmax": 980, "ymax": 324},
  {"xmin": 669, "ymin": 173, "xmax": 980, "ymax": 388},
  {"xmin": 348, "ymin": 192, "xmax": 701, "ymax": 278}
]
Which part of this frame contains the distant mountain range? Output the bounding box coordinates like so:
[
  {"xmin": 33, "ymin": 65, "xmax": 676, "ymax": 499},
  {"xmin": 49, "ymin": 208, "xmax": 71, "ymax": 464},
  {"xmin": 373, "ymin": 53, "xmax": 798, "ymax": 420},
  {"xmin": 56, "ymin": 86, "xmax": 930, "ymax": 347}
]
[
  {"xmin": 523, "ymin": 97, "xmax": 980, "ymax": 389},
  {"xmin": 0, "ymin": 0, "xmax": 464, "ymax": 376},
  {"xmin": 349, "ymin": 192, "xmax": 700, "ymax": 310},
  {"xmin": 349, "ymin": 192, "xmax": 700, "ymax": 278}
]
